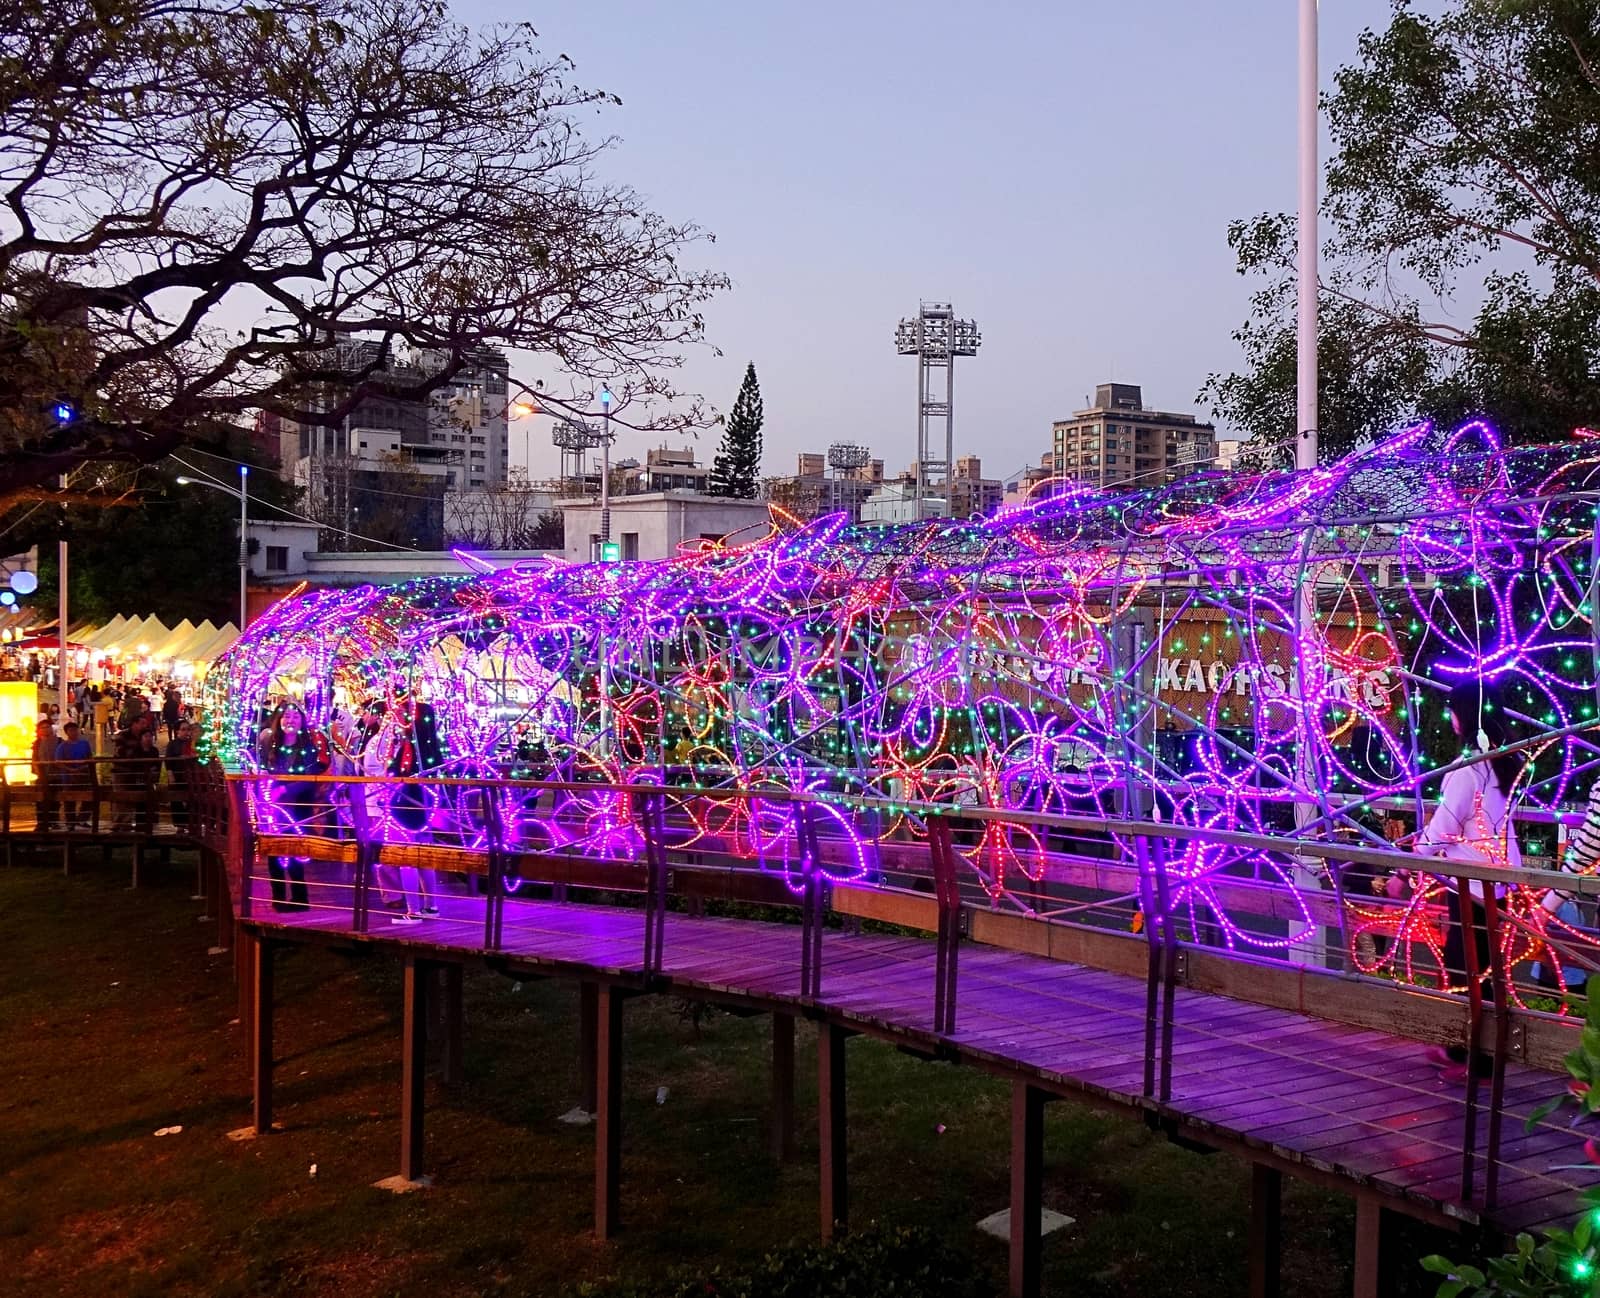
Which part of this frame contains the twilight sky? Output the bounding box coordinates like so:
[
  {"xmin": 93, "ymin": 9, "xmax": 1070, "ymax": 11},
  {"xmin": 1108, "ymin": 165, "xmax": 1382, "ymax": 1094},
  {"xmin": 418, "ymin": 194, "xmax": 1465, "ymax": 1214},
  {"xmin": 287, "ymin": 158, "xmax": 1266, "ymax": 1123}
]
[{"xmin": 466, "ymin": 0, "xmax": 1398, "ymax": 483}]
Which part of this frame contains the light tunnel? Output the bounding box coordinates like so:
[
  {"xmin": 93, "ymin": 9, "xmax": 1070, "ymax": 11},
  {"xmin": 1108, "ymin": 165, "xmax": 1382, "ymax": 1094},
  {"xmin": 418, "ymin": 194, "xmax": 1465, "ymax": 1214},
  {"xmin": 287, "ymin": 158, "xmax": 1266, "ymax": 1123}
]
[{"xmin": 203, "ymin": 421, "xmax": 1600, "ymax": 972}]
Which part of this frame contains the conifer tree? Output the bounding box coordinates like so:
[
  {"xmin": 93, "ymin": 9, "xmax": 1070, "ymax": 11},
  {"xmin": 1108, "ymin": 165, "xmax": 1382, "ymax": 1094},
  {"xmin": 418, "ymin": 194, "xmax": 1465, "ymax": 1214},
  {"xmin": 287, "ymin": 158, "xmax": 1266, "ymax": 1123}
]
[{"xmin": 709, "ymin": 363, "xmax": 764, "ymax": 497}]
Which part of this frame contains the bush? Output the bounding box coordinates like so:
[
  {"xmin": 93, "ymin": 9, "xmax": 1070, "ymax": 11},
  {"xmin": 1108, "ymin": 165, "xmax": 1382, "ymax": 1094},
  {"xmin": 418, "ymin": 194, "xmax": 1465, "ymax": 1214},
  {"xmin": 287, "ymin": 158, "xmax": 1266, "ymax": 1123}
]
[{"xmin": 569, "ymin": 1222, "xmax": 993, "ymax": 1298}]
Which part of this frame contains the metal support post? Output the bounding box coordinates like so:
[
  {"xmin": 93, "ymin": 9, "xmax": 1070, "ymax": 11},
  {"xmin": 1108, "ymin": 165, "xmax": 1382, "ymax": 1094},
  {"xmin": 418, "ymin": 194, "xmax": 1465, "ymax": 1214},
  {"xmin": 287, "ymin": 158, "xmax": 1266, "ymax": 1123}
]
[
  {"xmin": 818, "ymin": 1021, "xmax": 848, "ymax": 1241},
  {"xmin": 1008, "ymin": 1081, "xmax": 1047, "ymax": 1298},
  {"xmin": 930, "ymin": 816, "xmax": 961, "ymax": 1034},
  {"xmin": 771, "ymin": 1012, "xmax": 796, "ymax": 1162},
  {"xmin": 1249, "ymin": 1165, "xmax": 1282, "ymax": 1298},
  {"xmin": 594, "ymin": 984, "xmax": 625, "ymax": 1239},
  {"xmin": 400, "ymin": 957, "xmax": 429, "ymax": 1182},
  {"xmin": 1352, "ymin": 1196, "xmax": 1388, "ymax": 1298},
  {"xmin": 251, "ymin": 935, "xmax": 274, "ymax": 1134},
  {"xmin": 798, "ymin": 805, "xmax": 824, "ymax": 1000}
]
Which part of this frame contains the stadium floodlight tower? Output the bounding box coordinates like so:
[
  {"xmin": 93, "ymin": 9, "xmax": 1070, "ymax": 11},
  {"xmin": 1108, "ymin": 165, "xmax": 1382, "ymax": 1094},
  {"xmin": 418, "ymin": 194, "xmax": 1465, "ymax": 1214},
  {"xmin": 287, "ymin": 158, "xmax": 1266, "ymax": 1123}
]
[
  {"xmin": 895, "ymin": 302, "xmax": 980, "ymax": 521},
  {"xmin": 826, "ymin": 442, "xmax": 871, "ymax": 476},
  {"xmin": 552, "ymin": 417, "xmax": 607, "ymax": 489}
]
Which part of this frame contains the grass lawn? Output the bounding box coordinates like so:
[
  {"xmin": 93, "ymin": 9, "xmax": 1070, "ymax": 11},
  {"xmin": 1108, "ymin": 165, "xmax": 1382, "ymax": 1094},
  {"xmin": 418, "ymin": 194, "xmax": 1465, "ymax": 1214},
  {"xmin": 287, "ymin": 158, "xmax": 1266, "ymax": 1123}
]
[{"xmin": 0, "ymin": 857, "xmax": 1466, "ymax": 1297}]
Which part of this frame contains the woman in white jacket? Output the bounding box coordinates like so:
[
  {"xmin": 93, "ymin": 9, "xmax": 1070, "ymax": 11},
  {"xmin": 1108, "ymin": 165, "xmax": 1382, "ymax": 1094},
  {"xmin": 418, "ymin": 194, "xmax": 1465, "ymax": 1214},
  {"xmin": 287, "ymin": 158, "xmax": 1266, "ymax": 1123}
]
[{"xmin": 1399, "ymin": 682, "xmax": 1524, "ymax": 1078}]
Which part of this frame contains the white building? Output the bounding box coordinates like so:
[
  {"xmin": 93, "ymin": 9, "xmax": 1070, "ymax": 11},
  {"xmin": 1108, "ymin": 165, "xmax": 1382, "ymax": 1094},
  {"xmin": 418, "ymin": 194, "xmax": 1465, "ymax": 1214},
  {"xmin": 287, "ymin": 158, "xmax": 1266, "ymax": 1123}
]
[
  {"xmin": 418, "ymin": 346, "xmax": 511, "ymax": 488},
  {"xmin": 244, "ymin": 537, "xmax": 561, "ymax": 622},
  {"xmin": 859, "ymin": 480, "xmax": 948, "ymax": 526},
  {"xmin": 560, "ymin": 492, "xmax": 773, "ymax": 563},
  {"xmin": 245, "ymin": 521, "xmax": 324, "ymax": 581}
]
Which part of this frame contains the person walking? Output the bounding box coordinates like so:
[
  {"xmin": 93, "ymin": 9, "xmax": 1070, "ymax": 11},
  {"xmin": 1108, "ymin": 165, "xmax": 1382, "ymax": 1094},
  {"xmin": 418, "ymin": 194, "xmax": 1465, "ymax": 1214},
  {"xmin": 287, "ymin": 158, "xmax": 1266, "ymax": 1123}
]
[
  {"xmin": 31, "ymin": 717, "xmax": 57, "ymax": 832},
  {"xmin": 161, "ymin": 686, "xmax": 182, "ymax": 742},
  {"xmin": 165, "ymin": 720, "xmax": 197, "ymax": 830},
  {"xmin": 117, "ymin": 688, "xmax": 143, "ymax": 732},
  {"xmin": 91, "ymin": 687, "xmax": 111, "ymax": 748},
  {"xmin": 54, "ymin": 720, "xmax": 94, "ymax": 830},
  {"xmin": 133, "ymin": 727, "xmax": 161, "ymax": 832}
]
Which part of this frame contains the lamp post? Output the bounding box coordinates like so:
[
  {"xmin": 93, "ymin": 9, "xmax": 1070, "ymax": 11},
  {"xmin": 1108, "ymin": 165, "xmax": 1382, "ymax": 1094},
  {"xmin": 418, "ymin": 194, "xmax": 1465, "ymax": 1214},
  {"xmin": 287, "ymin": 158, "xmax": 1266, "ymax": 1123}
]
[
  {"xmin": 58, "ymin": 471, "xmax": 68, "ymax": 711},
  {"xmin": 1296, "ymin": 0, "xmax": 1318, "ymax": 470},
  {"xmin": 511, "ymin": 398, "xmax": 539, "ymax": 481},
  {"xmin": 596, "ymin": 387, "xmax": 614, "ymax": 756},
  {"xmin": 598, "ymin": 387, "xmax": 613, "ymax": 549},
  {"xmin": 1293, "ymin": 0, "xmax": 1328, "ymax": 964},
  {"xmin": 176, "ymin": 464, "xmax": 250, "ymax": 630}
]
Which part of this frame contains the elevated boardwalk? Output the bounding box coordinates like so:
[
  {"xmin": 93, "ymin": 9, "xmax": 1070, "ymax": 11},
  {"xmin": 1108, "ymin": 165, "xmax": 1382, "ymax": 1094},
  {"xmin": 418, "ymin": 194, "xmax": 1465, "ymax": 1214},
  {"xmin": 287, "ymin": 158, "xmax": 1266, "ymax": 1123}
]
[
  {"xmin": 257, "ymin": 891, "xmax": 1594, "ymax": 1238},
  {"xmin": 60, "ymin": 768, "xmax": 1600, "ymax": 1298}
]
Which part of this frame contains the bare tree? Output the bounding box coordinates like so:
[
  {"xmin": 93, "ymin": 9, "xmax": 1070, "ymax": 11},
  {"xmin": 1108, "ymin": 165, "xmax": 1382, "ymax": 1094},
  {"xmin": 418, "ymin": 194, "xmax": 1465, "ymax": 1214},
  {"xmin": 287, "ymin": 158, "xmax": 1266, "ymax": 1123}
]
[
  {"xmin": 0, "ymin": 0, "xmax": 726, "ymax": 506},
  {"xmin": 763, "ymin": 475, "xmax": 823, "ymax": 521},
  {"xmin": 444, "ymin": 470, "xmax": 560, "ymax": 549}
]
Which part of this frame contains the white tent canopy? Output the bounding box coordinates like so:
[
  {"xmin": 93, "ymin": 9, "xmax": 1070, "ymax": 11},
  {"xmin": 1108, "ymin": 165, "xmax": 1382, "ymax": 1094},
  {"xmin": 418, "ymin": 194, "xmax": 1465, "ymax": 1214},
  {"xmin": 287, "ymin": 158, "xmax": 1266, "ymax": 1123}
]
[
  {"xmin": 146, "ymin": 619, "xmax": 198, "ymax": 661},
  {"xmin": 79, "ymin": 615, "xmax": 128, "ymax": 650},
  {"xmin": 73, "ymin": 614, "xmax": 238, "ymax": 666}
]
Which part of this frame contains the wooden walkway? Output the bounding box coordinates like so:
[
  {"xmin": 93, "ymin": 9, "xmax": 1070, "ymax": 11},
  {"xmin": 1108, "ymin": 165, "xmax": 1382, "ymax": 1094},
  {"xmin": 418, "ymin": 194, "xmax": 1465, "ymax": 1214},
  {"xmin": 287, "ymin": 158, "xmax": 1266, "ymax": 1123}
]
[
  {"xmin": 142, "ymin": 762, "xmax": 1600, "ymax": 1298},
  {"xmin": 242, "ymin": 886, "xmax": 1599, "ymax": 1284}
]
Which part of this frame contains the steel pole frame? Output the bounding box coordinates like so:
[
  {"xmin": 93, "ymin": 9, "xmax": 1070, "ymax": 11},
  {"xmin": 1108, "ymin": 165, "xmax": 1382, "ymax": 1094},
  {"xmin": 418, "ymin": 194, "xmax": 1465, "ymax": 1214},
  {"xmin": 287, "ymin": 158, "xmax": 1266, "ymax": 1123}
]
[
  {"xmin": 1296, "ymin": 0, "xmax": 1319, "ymax": 471},
  {"xmin": 57, "ymin": 471, "xmax": 68, "ymax": 712},
  {"xmin": 238, "ymin": 464, "xmax": 249, "ymax": 630}
]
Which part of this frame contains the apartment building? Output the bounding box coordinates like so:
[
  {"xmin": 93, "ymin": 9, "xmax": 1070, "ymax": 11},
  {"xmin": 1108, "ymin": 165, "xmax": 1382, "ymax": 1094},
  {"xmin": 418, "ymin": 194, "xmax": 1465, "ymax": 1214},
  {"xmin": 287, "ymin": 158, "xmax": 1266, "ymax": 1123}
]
[{"xmin": 1052, "ymin": 384, "xmax": 1217, "ymax": 489}]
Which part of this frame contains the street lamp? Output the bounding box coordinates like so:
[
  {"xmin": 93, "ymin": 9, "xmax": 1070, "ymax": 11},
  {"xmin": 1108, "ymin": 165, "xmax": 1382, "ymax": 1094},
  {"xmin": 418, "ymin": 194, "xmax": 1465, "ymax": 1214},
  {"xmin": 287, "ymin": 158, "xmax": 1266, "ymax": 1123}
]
[
  {"xmin": 595, "ymin": 387, "xmax": 616, "ymax": 756},
  {"xmin": 176, "ymin": 463, "xmax": 250, "ymax": 630},
  {"xmin": 511, "ymin": 397, "xmax": 539, "ymax": 481},
  {"xmin": 598, "ymin": 387, "xmax": 614, "ymax": 550}
]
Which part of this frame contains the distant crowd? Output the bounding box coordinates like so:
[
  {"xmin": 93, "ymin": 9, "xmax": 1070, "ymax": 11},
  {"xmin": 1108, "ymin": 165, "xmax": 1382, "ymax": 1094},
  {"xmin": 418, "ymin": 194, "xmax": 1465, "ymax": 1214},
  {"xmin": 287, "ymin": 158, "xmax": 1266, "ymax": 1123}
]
[{"xmin": 28, "ymin": 681, "xmax": 200, "ymax": 831}]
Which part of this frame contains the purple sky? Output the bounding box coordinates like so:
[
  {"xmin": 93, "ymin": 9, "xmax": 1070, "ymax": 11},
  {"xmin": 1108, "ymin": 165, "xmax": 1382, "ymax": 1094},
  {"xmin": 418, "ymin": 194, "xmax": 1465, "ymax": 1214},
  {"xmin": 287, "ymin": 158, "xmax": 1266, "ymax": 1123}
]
[{"xmin": 469, "ymin": 1, "xmax": 1396, "ymax": 482}]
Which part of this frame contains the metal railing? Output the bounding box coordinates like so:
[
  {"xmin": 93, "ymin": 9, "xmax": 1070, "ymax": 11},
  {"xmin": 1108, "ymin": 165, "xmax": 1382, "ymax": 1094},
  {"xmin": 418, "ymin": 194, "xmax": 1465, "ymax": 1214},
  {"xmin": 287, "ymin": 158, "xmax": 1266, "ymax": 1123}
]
[{"xmin": 198, "ymin": 768, "xmax": 1600, "ymax": 1216}]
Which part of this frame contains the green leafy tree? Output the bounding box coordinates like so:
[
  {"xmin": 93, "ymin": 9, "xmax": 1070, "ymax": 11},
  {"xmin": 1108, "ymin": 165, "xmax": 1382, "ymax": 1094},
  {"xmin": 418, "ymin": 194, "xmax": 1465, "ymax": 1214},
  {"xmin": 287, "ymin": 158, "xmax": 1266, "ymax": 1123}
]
[
  {"xmin": 1203, "ymin": 0, "xmax": 1600, "ymax": 459},
  {"xmin": 23, "ymin": 445, "xmax": 299, "ymax": 627},
  {"xmin": 709, "ymin": 363, "xmax": 764, "ymax": 498}
]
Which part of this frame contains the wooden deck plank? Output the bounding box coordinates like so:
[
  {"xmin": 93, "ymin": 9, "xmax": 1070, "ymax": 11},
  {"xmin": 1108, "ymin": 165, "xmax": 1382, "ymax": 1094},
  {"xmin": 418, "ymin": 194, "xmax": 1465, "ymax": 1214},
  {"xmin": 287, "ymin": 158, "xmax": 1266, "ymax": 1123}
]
[{"xmin": 237, "ymin": 883, "xmax": 1589, "ymax": 1237}]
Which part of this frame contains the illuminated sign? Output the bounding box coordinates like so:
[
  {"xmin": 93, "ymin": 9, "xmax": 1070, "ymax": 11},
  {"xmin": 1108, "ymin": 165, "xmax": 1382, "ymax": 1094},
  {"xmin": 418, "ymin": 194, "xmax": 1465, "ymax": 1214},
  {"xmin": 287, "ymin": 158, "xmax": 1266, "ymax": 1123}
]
[{"xmin": 0, "ymin": 680, "xmax": 39, "ymax": 784}]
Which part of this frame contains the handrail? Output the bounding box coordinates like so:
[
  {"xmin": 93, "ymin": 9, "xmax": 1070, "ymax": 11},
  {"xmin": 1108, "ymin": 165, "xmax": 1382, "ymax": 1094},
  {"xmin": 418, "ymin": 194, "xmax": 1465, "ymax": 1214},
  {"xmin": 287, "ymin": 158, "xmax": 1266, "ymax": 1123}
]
[
  {"xmin": 207, "ymin": 764, "xmax": 1600, "ymax": 1218},
  {"xmin": 218, "ymin": 770, "xmax": 1600, "ymax": 896}
]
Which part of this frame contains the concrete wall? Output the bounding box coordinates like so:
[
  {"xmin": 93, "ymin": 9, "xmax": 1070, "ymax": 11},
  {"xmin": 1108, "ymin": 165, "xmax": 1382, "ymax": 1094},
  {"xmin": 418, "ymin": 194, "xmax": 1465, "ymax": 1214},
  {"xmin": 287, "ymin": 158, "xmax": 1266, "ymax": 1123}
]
[
  {"xmin": 244, "ymin": 521, "xmax": 322, "ymax": 578},
  {"xmin": 561, "ymin": 493, "xmax": 773, "ymax": 563}
]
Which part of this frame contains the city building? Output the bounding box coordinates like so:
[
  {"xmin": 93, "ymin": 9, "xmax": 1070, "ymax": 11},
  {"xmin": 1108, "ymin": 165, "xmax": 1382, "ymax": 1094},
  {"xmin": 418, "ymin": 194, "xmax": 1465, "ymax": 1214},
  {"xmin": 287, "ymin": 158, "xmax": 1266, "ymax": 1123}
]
[
  {"xmin": 860, "ymin": 479, "xmax": 947, "ymax": 526},
  {"xmin": 763, "ymin": 449, "xmax": 885, "ymax": 523},
  {"xmin": 279, "ymin": 339, "xmax": 512, "ymax": 546},
  {"xmin": 559, "ymin": 492, "xmax": 772, "ymax": 563},
  {"xmin": 947, "ymin": 455, "xmax": 1004, "ymax": 519},
  {"xmin": 417, "ymin": 346, "xmax": 511, "ymax": 489},
  {"xmin": 859, "ymin": 454, "xmax": 1000, "ymax": 525},
  {"xmin": 1051, "ymin": 384, "xmax": 1217, "ymax": 489},
  {"xmin": 619, "ymin": 446, "xmax": 712, "ymax": 494},
  {"xmin": 1003, "ymin": 451, "xmax": 1061, "ymax": 507}
]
